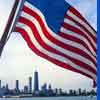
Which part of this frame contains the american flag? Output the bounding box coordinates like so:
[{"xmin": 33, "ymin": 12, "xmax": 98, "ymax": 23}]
[{"xmin": 14, "ymin": 0, "xmax": 97, "ymax": 87}]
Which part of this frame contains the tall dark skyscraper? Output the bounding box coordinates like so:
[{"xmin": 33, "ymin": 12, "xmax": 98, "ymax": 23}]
[
  {"xmin": 16, "ymin": 80, "xmax": 19, "ymax": 92},
  {"xmin": 0, "ymin": 80, "xmax": 1, "ymax": 88},
  {"xmin": 29, "ymin": 77, "xmax": 32, "ymax": 93},
  {"xmin": 34, "ymin": 70, "xmax": 39, "ymax": 95}
]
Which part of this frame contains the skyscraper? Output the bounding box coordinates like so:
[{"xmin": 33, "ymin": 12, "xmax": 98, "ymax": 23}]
[
  {"xmin": 24, "ymin": 85, "xmax": 28, "ymax": 94},
  {"xmin": 15, "ymin": 80, "xmax": 19, "ymax": 93},
  {"xmin": 34, "ymin": 70, "xmax": 39, "ymax": 95},
  {"xmin": 29, "ymin": 77, "xmax": 32, "ymax": 93},
  {"xmin": 0, "ymin": 80, "xmax": 1, "ymax": 89},
  {"xmin": 41, "ymin": 83, "xmax": 48, "ymax": 96}
]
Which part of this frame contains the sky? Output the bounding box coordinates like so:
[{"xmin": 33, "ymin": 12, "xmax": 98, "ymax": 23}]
[{"xmin": 0, "ymin": 0, "xmax": 97, "ymax": 91}]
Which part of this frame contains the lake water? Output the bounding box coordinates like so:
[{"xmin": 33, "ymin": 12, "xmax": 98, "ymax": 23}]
[{"xmin": 0, "ymin": 96, "xmax": 97, "ymax": 100}]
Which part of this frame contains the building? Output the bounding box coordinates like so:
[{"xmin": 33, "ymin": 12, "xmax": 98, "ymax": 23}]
[
  {"xmin": 34, "ymin": 70, "xmax": 39, "ymax": 95},
  {"xmin": 15, "ymin": 80, "xmax": 20, "ymax": 93},
  {"xmin": 24, "ymin": 85, "xmax": 28, "ymax": 94},
  {"xmin": 29, "ymin": 77, "xmax": 32, "ymax": 93},
  {"xmin": 0, "ymin": 86, "xmax": 6, "ymax": 96},
  {"xmin": 16, "ymin": 80, "xmax": 19, "ymax": 90},
  {"xmin": 0, "ymin": 80, "xmax": 1, "ymax": 89},
  {"xmin": 54, "ymin": 88, "xmax": 58, "ymax": 96},
  {"xmin": 6, "ymin": 84, "xmax": 8, "ymax": 90},
  {"xmin": 48, "ymin": 84, "xmax": 53, "ymax": 96},
  {"xmin": 41, "ymin": 83, "xmax": 48, "ymax": 95},
  {"xmin": 78, "ymin": 88, "xmax": 82, "ymax": 95}
]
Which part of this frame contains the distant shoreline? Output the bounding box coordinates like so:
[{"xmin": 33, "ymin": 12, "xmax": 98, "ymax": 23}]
[{"xmin": 0, "ymin": 95, "xmax": 97, "ymax": 98}]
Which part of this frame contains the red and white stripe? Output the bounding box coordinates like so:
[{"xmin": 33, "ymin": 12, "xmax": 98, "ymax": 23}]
[{"xmin": 14, "ymin": 1, "xmax": 97, "ymax": 87}]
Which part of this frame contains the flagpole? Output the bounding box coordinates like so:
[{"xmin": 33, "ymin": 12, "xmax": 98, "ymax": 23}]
[
  {"xmin": 9, "ymin": 0, "xmax": 25, "ymax": 34},
  {"xmin": 0, "ymin": 0, "xmax": 19, "ymax": 57}
]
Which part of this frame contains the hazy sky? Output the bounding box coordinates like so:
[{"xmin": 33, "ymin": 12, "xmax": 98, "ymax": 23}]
[{"xmin": 0, "ymin": 0, "xmax": 97, "ymax": 91}]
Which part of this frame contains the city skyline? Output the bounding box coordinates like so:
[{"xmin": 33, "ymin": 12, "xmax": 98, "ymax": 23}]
[
  {"xmin": 0, "ymin": 70, "xmax": 97, "ymax": 95},
  {"xmin": 0, "ymin": 0, "xmax": 97, "ymax": 91}
]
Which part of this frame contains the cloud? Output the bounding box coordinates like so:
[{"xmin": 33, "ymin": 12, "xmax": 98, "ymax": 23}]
[
  {"xmin": 66, "ymin": 0, "xmax": 97, "ymax": 29},
  {"xmin": 0, "ymin": 0, "xmax": 96, "ymax": 90}
]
